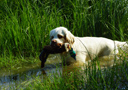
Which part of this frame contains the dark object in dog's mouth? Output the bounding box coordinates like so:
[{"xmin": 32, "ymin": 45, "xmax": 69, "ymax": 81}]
[
  {"xmin": 39, "ymin": 44, "xmax": 66, "ymax": 68},
  {"xmin": 39, "ymin": 43, "xmax": 77, "ymax": 68}
]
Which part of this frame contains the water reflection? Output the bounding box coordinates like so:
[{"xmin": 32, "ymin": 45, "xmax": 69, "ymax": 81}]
[
  {"xmin": 0, "ymin": 53, "xmax": 128, "ymax": 89},
  {"xmin": 0, "ymin": 62, "xmax": 62, "ymax": 89}
]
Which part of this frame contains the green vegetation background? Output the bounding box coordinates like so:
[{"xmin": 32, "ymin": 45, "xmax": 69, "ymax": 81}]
[
  {"xmin": 0, "ymin": 0, "xmax": 128, "ymax": 68},
  {"xmin": 0, "ymin": 0, "xmax": 128, "ymax": 89}
]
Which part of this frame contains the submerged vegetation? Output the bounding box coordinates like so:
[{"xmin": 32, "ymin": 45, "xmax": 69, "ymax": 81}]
[{"xmin": 0, "ymin": 0, "xmax": 128, "ymax": 89}]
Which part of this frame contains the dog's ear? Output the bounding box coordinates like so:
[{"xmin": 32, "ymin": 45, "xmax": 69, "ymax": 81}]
[{"xmin": 65, "ymin": 31, "xmax": 75, "ymax": 45}]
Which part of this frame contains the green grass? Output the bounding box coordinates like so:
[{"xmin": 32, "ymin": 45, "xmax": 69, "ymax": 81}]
[
  {"xmin": 0, "ymin": 56, "xmax": 39, "ymax": 69},
  {"xmin": 0, "ymin": 0, "xmax": 128, "ymax": 68},
  {"xmin": 0, "ymin": 0, "xmax": 128, "ymax": 89}
]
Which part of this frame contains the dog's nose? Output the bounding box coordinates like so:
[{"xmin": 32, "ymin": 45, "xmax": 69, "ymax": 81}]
[
  {"xmin": 52, "ymin": 40, "xmax": 57, "ymax": 43},
  {"xmin": 57, "ymin": 43, "xmax": 62, "ymax": 47}
]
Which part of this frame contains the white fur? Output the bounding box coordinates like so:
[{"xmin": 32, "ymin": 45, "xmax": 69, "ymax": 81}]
[{"xmin": 50, "ymin": 27, "xmax": 128, "ymax": 65}]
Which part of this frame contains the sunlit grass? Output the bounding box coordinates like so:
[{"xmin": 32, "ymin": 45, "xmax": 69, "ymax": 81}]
[
  {"xmin": 0, "ymin": 1, "xmax": 128, "ymax": 89},
  {"xmin": 0, "ymin": 56, "xmax": 39, "ymax": 69},
  {"xmin": 0, "ymin": 0, "xmax": 127, "ymax": 55},
  {"xmin": 0, "ymin": 0, "xmax": 128, "ymax": 68}
]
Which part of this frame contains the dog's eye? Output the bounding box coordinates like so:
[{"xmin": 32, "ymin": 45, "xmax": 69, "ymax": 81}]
[
  {"xmin": 51, "ymin": 36, "xmax": 54, "ymax": 40},
  {"xmin": 58, "ymin": 34, "xmax": 63, "ymax": 39}
]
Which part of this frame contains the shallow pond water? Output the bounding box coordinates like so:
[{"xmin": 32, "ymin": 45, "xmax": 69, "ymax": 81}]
[
  {"xmin": 0, "ymin": 55, "xmax": 62, "ymax": 90},
  {"xmin": 0, "ymin": 54, "xmax": 127, "ymax": 89}
]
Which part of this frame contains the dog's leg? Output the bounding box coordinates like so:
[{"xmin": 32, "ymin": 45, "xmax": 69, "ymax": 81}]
[{"xmin": 75, "ymin": 53, "xmax": 88, "ymax": 65}]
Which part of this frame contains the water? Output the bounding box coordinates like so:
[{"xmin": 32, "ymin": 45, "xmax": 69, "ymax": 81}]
[
  {"xmin": 0, "ymin": 54, "xmax": 128, "ymax": 89},
  {"xmin": 0, "ymin": 63, "xmax": 63, "ymax": 89},
  {"xmin": 0, "ymin": 55, "xmax": 62, "ymax": 90}
]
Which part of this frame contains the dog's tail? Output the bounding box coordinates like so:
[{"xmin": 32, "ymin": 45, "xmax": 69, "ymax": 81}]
[
  {"xmin": 115, "ymin": 41, "xmax": 128, "ymax": 47},
  {"xmin": 115, "ymin": 41, "xmax": 128, "ymax": 53}
]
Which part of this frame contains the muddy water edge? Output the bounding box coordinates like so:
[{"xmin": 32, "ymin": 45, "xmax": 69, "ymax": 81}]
[
  {"xmin": 0, "ymin": 55, "xmax": 62, "ymax": 89},
  {"xmin": 0, "ymin": 54, "xmax": 128, "ymax": 89}
]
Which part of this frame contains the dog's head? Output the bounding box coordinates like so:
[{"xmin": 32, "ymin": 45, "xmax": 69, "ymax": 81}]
[{"xmin": 50, "ymin": 27, "xmax": 75, "ymax": 47}]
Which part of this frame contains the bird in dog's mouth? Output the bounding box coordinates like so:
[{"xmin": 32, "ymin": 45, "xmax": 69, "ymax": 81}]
[{"xmin": 39, "ymin": 43, "xmax": 76, "ymax": 68}]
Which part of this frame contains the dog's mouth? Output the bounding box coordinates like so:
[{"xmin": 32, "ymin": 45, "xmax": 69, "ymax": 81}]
[{"xmin": 51, "ymin": 43, "xmax": 63, "ymax": 48}]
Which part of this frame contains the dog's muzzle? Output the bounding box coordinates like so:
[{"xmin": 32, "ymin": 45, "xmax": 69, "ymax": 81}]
[{"xmin": 51, "ymin": 40, "xmax": 63, "ymax": 47}]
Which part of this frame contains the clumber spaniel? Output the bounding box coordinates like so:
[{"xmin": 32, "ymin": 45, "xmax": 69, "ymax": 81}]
[{"xmin": 50, "ymin": 27, "xmax": 128, "ymax": 65}]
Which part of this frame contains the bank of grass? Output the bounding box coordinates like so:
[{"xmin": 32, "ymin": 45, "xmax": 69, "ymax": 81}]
[
  {"xmin": 0, "ymin": 0, "xmax": 128, "ymax": 68},
  {"xmin": 0, "ymin": 56, "xmax": 39, "ymax": 69},
  {"xmin": 21, "ymin": 58, "xmax": 128, "ymax": 90}
]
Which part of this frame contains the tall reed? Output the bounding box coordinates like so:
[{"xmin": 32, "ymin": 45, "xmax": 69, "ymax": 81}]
[{"xmin": 0, "ymin": 0, "xmax": 127, "ymax": 65}]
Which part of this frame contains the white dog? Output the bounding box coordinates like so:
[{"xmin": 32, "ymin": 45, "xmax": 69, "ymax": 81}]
[{"xmin": 50, "ymin": 27, "xmax": 128, "ymax": 65}]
